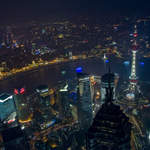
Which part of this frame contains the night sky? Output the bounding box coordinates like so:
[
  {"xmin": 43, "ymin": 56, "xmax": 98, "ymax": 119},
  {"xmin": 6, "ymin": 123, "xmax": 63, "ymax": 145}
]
[{"xmin": 0, "ymin": 0, "xmax": 150, "ymax": 20}]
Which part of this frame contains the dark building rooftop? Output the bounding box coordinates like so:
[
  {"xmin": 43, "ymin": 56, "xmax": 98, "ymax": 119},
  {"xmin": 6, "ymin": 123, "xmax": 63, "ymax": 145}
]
[
  {"xmin": 1, "ymin": 126, "xmax": 23, "ymax": 142},
  {"xmin": 1, "ymin": 126, "xmax": 30, "ymax": 150},
  {"xmin": 86, "ymin": 77, "xmax": 131, "ymax": 150},
  {"xmin": 101, "ymin": 73, "xmax": 115, "ymax": 83}
]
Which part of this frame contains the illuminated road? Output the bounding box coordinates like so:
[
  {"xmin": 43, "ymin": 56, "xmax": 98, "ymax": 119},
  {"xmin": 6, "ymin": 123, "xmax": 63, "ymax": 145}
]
[
  {"xmin": 30, "ymin": 121, "xmax": 76, "ymax": 150},
  {"xmin": 116, "ymin": 96, "xmax": 148, "ymax": 150},
  {"xmin": 0, "ymin": 51, "xmax": 122, "ymax": 81}
]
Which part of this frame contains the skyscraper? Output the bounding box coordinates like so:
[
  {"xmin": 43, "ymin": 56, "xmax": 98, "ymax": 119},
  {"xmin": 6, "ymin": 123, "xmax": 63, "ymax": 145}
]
[
  {"xmin": 101, "ymin": 72, "xmax": 115, "ymax": 104},
  {"xmin": 86, "ymin": 86, "xmax": 131, "ymax": 150},
  {"xmin": 35, "ymin": 85, "xmax": 53, "ymax": 125},
  {"xmin": 0, "ymin": 93, "xmax": 16, "ymax": 123},
  {"xmin": 77, "ymin": 73, "xmax": 93, "ymax": 129},
  {"xmin": 13, "ymin": 88, "xmax": 31, "ymax": 124},
  {"xmin": 58, "ymin": 84, "xmax": 72, "ymax": 120},
  {"xmin": 129, "ymin": 25, "xmax": 139, "ymax": 93},
  {"xmin": 90, "ymin": 75, "xmax": 101, "ymax": 116}
]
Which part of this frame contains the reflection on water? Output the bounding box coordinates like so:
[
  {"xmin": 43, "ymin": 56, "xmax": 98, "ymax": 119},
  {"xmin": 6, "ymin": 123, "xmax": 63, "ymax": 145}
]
[{"xmin": 0, "ymin": 58, "xmax": 150, "ymax": 94}]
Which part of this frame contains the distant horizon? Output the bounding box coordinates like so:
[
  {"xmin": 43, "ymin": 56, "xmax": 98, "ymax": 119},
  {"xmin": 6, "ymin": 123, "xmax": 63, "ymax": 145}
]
[
  {"xmin": 0, "ymin": 0, "xmax": 150, "ymax": 22},
  {"xmin": 0, "ymin": 11, "xmax": 150, "ymax": 25}
]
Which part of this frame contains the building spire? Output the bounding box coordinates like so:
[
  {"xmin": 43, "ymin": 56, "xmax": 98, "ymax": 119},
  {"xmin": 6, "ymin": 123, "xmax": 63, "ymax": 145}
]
[
  {"xmin": 105, "ymin": 65, "xmax": 113, "ymax": 104},
  {"xmin": 129, "ymin": 24, "xmax": 138, "ymax": 92}
]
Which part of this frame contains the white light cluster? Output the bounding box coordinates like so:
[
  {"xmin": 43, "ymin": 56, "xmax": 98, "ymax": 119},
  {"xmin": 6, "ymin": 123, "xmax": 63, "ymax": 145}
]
[{"xmin": 0, "ymin": 95, "xmax": 13, "ymax": 103}]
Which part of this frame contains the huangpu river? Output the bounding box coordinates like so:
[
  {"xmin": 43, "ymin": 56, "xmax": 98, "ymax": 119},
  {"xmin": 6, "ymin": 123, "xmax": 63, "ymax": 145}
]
[{"xmin": 0, "ymin": 57, "xmax": 150, "ymax": 94}]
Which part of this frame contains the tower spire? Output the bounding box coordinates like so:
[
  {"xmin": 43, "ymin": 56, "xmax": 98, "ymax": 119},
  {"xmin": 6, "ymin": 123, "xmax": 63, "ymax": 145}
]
[{"xmin": 129, "ymin": 25, "xmax": 138, "ymax": 92}]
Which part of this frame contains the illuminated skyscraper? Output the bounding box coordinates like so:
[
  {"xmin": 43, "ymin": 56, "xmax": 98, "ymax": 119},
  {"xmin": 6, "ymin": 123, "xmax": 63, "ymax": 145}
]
[
  {"xmin": 129, "ymin": 25, "xmax": 139, "ymax": 92},
  {"xmin": 58, "ymin": 84, "xmax": 72, "ymax": 120},
  {"xmin": 86, "ymin": 86, "xmax": 131, "ymax": 150},
  {"xmin": 35, "ymin": 85, "xmax": 52, "ymax": 123},
  {"xmin": 69, "ymin": 51, "xmax": 73, "ymax": 60},
  {"xmin": 77, "ymin": 72, "xmax": 93, "ymax": 129},
  {"xmin": 36, "ymin": 85, "xmax": 51, "ymax": 108},
  {"xmin": 0, "ymin": 93, "xmax": 16, "ymax": 123},
  {"xmin": 14, "ymin": 88, "xmax": 31, "ymax": 123},
  {"xmin": 101, "ymin": 72, "xmax": 115, "ymax": 104},
  {"xmin": 90, "ymin": 75, "xmax": 101, "ymax": 116}
]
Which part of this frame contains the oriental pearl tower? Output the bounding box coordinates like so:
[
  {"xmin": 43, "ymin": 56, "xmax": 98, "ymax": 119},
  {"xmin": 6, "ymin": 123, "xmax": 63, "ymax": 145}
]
[
  {"xmin": 129, "ymin": 25, "xmax": 138, "ymax": 92},
  {"xmin": 126, "ymin": 25, "xmax": 141, "ymax": 100}
]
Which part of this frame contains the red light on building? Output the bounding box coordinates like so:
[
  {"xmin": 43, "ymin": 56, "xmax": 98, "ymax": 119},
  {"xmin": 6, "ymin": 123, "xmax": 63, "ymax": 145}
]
[
  {"xmin": 129, "ymin": 79, "xmax": 138, "ymax": 83},
  {"xmin": 14, "ymin": 89, "xmax": 19, "ymax": 95},
  {"xmin": 20, "ymin": 88, "xmax": 25, "ymax": 94},
  {"xmin": 132, "ymin": 45, "xmax": 138, "ymax": 51},
  {"xmin": 8, "ymin": 119, "xmax": 15, "ymax": 124},
  {"xmin": 83, "ymin": 40, "xmax": 88, "ymax": 43},
  {"xmin": 133, "ymin": 33, "xmax": 138, "ymax": 37}
]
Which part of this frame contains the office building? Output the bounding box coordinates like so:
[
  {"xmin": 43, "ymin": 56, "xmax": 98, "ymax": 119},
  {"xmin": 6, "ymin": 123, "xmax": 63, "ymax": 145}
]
[
  {"xmin": 13, "ymin": 88, "xmax": 31, "ymax": 123},
  {"xmin": 86, "ymin": 86, "xmax": 131, "ymax": 150},
  {"xmin": 101, "ymin": 73, "xmax": 115, "ymax": 104},
  {"xmin": 0, "ymin": 93, "xmax": 16, "ymax": 123},
  {"xmin": 77, "ymin": 72, "xmax": 93, "ymax": 129}
]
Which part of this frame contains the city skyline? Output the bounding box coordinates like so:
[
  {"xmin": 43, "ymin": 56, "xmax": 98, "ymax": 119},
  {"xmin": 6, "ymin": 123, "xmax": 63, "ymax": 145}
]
[{"xmin": 0, "ymin": 3, "xmax": 150, "ymax": 149}]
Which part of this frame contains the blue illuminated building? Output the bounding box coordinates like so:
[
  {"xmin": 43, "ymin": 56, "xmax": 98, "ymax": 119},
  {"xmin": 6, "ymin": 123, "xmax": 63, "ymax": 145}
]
[
  {"xmin": 76, "ymin": 67, "xmax": 83, "ymax": 73},
  {"xmin": 140, "ymin": 62, "xmax": 144, "ymax": 66},
  {"xmin": 0, "ymin": 93, "xmax": 16, "ymax": 122},
  {"xmin": 124, "ymin": 61, "xmax": 130, "ymax": 66}
]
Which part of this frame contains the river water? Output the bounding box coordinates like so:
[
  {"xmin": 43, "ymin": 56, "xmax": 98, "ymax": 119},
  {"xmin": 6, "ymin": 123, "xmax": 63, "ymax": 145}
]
[{"xmin": 0, "ymin": 57, "xmax": 150, "ymax": 95}]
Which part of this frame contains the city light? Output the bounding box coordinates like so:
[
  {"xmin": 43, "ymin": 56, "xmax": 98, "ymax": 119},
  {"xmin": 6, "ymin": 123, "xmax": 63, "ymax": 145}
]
[
  {"xmin": 0, "ymin": 94, "xmax": 13, "ymax": 103},
  {"xmin": 76, "ymin": 67, "xmax": 83, "ymax": 73},
  {"xmin": 140, "ymin": 62, "xmax": 144, "ymax": 66},
  {"xmin": 105, "ymin": 60, "xmax": 109, "ymax": 63},
  {"xmin": 133, "ymin": 33, "xmax": 138, "ymax": 37},
  {"xmin": 124, "ymin": 61, "xmax": 130, "ymax": 66},
  {"xmin": 14, "ymin": 89, "xmax": 19, "ymax": 95},
  {"xmin": 19, "ymin": 117, "xmax": 32, "ymax": 123},
  {"xmin": 7, "ymin": 119, "xmax": 15, "ymax": 124},
  {"xmin": 20, "ymin": 88, "xmax": 25, "ymax": 94},
  {"xmin": 126, "ymin": 93, "xmax": 135, "ymax": 100},
  {"xmin": 148, "ymin": 132, "xmax": 150, "ymax": 140},
  {"xmin": 0, "ymin": 9, "xmax": 150, "ymax": 150}
]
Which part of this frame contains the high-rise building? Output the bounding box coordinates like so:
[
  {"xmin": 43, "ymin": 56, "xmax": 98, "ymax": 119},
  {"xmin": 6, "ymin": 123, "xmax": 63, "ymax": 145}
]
[
  {"xmin": 70, "ymin": 104, "xmax": 78, "ymax": 122},
  {"xmin": 58, "ymin": 84, "xmax": 72, "ymax": 120},
  {"xmin": 89, "ymin": 75, "xmax": 101, "ymax": 116},
  {"xmin": 13, "ymin": 88, "xmax": 31, "ymax": 124},
  {"xmin": 77, "ymin": 72, "xmax": 93, "ymax": 129},
  {"xmin": 69, "ymin": 51, "xmax": 73, "ymax": 60},
  {"xmin": 101, "ymin": 73, "xmax": 115, "ymax": 104},
  {"xmin": 0, "ymin": 93, "xmax": 16, "ymax": 123},
  {"xmin": 36, "ymin": 85, "xmax": 49, "ymax": 96},
  {"xmin": 36, "ymin": 85, "xmax": 51, "ymax": 106},
  {"xmin": 90, "ymin": 75, "xmax": 101, "ymax": 101},
  {"xmin": 35, "ymin": 85, "xmax": 53, "ymax": 124},
  {"xmin": 86, "ymin": 86, "xmax": 131, "ymax": 150}
]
